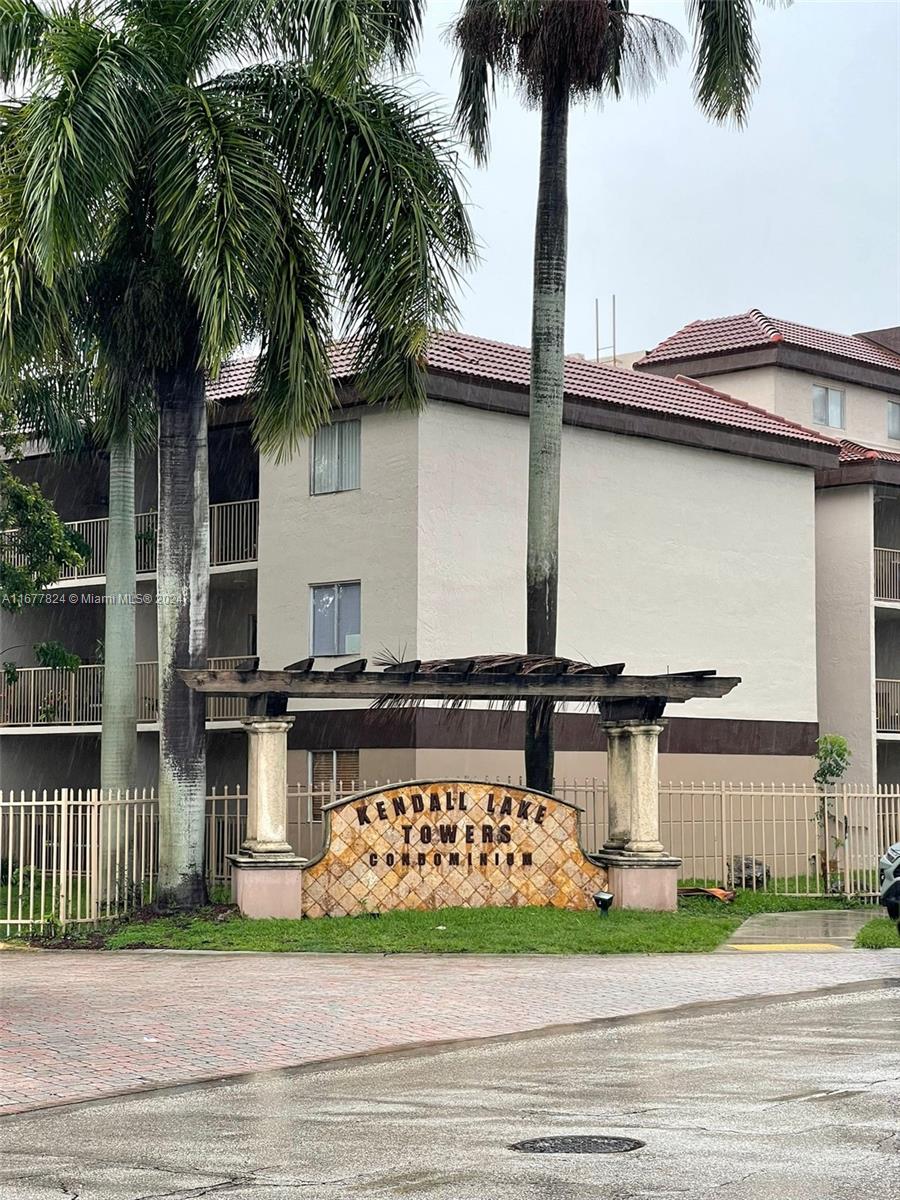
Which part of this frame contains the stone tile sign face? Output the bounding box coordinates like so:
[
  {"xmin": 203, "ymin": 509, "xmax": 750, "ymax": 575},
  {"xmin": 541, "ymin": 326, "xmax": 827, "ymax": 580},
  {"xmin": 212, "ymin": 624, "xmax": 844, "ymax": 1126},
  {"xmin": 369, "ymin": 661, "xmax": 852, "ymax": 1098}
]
[{"xmin": 301, "ymin": 781, "xmax": 608, "ymax": 917}]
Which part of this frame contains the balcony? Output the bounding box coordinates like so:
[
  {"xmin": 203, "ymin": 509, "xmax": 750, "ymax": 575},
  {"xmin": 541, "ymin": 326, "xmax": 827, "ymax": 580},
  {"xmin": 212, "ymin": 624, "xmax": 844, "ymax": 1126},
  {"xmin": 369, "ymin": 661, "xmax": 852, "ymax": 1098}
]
[
  {"xmin": 876, "ymin": 679, "xmax": 900, "ymax": 733},
  {"xmin": 875, "ymin": 547, "xmax": 900, "ymax": 603},
  {"xmin": 0, "ymin": 656, "xmax": 247, "ymax": 728},
  {"xmin": 2, "ymin": 499, "xmax": 258, "ymax": 582}
]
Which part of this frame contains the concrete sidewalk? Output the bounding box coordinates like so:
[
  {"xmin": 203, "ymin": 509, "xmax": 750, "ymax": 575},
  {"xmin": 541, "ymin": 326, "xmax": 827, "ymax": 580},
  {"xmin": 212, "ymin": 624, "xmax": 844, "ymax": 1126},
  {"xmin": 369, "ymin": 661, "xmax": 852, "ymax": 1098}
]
[
  {"xmin": 722, "ymin": 909, "xmax": 874, "ymax": 952},
  {"xmin": 2, "ymin": 947, "xmax": 897, "ymax": 1115}
]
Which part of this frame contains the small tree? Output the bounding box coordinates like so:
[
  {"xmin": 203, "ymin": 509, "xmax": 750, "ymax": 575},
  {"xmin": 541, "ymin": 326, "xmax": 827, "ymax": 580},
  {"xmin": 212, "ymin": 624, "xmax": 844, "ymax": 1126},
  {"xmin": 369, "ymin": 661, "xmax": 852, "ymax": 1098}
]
[
  {"xmin": 814, "ymin": 734, "xmax": 852, "ymax": 787},
  {"xmin": 814, "ymin": 734, "xmax": 851, "ymax": 891},
  {"xmin": 1, "ymin": 400, "xmax": 87, "ymax": 608}
]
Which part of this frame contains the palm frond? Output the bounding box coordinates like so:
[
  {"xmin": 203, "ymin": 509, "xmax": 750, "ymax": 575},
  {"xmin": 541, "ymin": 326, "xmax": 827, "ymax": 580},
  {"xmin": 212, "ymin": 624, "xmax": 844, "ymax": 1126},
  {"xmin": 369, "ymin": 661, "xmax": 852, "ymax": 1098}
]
[
  {"xmin": 0, "ymin": 0, "xmax": 49, "ymax": 88},
  {"xmin": 152, "ymin": 82, "xmax": 283, "ymax": 371},
  {"xmin": 247, "ymin": 198, "xmax": 335, "ymax": 458},
  {"xmin": 125, "ymin": 0, "xmax": 426, "ymax": 82},
  {"xmin": 606, "ymin": 8, "xmax": 684, "ymax": 101},
  {"xmin": 17, "ymin": 21, "xmax": 152, "ymax": 276},
  {"xmin": 448, "ymin": 0, "xmax": 509, "ymax": 162},
  {"xmin": 215, "ymin": 63, "xmax": 475, "ymax": 415},
  {"xmin": 686, "ymin": 0, "xmax": 778, "ymax": 125},
  {"xmin": 450, "ymin": 0, "xmax": 683, "ymax": 146}
]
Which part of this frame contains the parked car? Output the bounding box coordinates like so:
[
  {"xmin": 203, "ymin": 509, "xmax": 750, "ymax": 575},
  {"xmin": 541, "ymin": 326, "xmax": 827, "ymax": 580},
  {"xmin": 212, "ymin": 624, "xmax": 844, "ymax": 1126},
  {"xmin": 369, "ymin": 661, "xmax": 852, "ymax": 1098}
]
[{"xmin": 880, "ymin": 842, "xmax": 900, "ymax": 934}]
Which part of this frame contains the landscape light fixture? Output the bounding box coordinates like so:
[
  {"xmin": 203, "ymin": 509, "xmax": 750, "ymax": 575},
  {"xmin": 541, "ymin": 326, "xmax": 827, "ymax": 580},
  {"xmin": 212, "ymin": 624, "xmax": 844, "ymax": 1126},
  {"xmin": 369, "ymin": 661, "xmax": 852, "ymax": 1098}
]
[{"xmin": 592, "ymin": 891, "xmax": 615, "ymax": 916}]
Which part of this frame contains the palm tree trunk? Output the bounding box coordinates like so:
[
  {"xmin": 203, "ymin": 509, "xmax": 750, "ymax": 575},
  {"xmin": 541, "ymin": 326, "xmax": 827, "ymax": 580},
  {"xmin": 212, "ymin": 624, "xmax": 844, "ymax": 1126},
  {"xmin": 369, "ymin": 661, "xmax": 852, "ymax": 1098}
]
[
  {"xmin": 155, "ymin": 363, "xmax": 209, "ymax": 908},
  {"xmin": 100, "ymin": 431, "xmax": 137, "ymax": 795},
  {"xmin": 525, "ymin": 85, "xmax": 569, "ymax": 794}
]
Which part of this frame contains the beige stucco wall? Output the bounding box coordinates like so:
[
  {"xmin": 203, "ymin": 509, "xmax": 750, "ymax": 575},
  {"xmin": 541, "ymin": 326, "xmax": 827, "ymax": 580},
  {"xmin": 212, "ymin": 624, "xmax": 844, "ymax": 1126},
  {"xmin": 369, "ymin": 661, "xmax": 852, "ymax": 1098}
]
[
  {"xmin": 815, "ymin": 485, "xmax": 875, "ymax": 784},
  {"xmin": 416, "ymin": 401, "xmax": 818, "ymax": 724},
  {"xmin": 256, "ymin": 408, "xmax": 420, "ymax": 694},
  {"xmin": 411, "ymin": 748, "xmax": 814, "ymax": 786},
  {"xmin": 704, "ymin": 366, "xmax": 899, "ymax": 450}
]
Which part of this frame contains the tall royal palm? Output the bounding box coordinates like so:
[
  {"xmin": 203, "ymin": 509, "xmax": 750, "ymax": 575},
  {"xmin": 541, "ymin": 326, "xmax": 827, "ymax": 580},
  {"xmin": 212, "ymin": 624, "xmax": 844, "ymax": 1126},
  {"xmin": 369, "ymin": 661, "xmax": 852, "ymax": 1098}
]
[
  {"xmin": 451, "ymin": 0, "xmax": 784, "ymax": 791},
  {"xmin": 9, "ymin": 301, "xmax": 156, "ymax": 802},
  {"xmin": 1, "ymin": 0, "xmax": 474, "ymax": 905}
]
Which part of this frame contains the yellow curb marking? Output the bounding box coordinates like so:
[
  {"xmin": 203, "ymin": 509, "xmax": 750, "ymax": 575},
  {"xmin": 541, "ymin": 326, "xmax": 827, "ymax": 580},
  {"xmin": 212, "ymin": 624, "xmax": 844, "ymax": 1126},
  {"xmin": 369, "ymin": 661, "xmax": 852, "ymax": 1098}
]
[{"xmin": 726, "ymin": 942, "xmax": 843, "ymax": 952}]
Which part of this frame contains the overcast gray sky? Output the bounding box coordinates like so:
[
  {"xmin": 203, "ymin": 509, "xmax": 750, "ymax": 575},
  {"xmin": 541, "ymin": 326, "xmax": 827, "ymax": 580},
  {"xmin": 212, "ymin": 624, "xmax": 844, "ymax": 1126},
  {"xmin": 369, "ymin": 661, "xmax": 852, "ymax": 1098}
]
[{"xmin": 411, "ymin": 0, "xmax": 900, "ymax": 357}]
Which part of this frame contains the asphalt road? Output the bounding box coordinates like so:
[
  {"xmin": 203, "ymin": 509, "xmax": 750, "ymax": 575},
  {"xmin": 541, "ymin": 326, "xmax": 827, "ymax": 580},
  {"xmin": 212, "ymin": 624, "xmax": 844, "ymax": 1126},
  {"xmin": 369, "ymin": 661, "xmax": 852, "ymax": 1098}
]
[{"xmin": 2, "ymin": 984, "xmax": 898, "ymax": 1200}]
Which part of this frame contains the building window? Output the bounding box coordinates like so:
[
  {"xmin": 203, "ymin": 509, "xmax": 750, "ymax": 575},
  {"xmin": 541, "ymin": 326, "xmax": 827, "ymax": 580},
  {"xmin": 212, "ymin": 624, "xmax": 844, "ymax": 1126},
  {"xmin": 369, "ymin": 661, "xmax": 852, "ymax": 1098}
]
[
  {"xmin": 812, "ymin": 385, "xmax": 844, "ymax": 429},
  {"xmin": 310, "ymin": 420, "xmax": 360, "ymax": 495},
  {"xmin": 889, "ymin": 402, "xmax": 900, "ymax": 441},
  {"xmin": 309, "ymin": 750, "xmax": 360, "ymax": 819},
  {"xmin": 310, "ymin": 581, "xmax": 361, "ymax": 656}
]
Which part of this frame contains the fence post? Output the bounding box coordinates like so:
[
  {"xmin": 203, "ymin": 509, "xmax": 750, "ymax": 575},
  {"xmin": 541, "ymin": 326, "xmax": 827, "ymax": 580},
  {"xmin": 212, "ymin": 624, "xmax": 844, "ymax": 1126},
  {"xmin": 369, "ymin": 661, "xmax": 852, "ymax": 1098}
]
[
  {"xmin": 719, "ymin": 782, "xmax": 727, "ymax": 888},
  {"xmin": 57, "ymin": 789, "xmax": 69, "ymax": 930},
  {"xmin": 89, "ymin": 789, "xmax": 100, "ymax": 925}
]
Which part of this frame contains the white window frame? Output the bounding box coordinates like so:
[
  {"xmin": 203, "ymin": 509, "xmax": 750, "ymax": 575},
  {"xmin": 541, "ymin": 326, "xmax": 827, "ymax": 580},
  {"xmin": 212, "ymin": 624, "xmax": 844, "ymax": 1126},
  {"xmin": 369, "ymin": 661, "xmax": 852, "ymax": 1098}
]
[
  {"xmin": 308, "ymin": 749, "xmax": 360, "ymax": 819},
  {"xmin": 309, "ymin": 580, "xmax": 361, "ymax": 657},
  {"xmin": 309, "ymin": 419, "xmax": 361, "ymax": 496},
  {"xmin": 307, "ymin": 749, "xmax": 360, "ymax": 788},
  {"xmin": 812, "ymin": 384, "xmax": 845, "ymax": 430},
  {"xmin": 888, "ymin": 401, "xmax": 900, "ymax": 441}
]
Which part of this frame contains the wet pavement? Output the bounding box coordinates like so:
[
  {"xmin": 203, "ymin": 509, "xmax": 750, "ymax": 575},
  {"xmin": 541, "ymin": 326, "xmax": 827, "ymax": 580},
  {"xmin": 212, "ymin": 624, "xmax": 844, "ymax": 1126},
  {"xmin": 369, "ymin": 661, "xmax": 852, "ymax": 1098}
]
[
  {"xmin": 1, "ymin": 986, "xmax": 897, "ymax": 1199},
  {"xmin": 722, "ymin": 909, "xmax": 875, "ymax": 952},
  {"xmin": 2, "ymin": 948, "xmax": 898, "ymax": 1114}
]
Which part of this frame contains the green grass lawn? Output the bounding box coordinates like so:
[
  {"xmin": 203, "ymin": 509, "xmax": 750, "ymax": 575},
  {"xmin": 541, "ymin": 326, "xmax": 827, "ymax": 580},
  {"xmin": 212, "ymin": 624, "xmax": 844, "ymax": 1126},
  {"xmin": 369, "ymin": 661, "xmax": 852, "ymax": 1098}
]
[
  {"xmin": 42, "ymin": 903, "xmax": 743, "ymax": 955},
  {"xmin": 9, "ymin": 880, "xmax": 883, "ymax": 956},
  {"xmin": 854, "ymin": 917, "xmax": 900, "ymax": 949}
]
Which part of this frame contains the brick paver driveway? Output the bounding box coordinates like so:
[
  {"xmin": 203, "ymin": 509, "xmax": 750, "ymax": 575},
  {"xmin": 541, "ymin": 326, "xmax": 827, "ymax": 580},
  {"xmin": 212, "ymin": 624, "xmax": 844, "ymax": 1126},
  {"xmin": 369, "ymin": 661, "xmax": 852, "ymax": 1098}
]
[{"xmin": 2, "ymin": 949, "xmax": 897, "ymax": 1115}]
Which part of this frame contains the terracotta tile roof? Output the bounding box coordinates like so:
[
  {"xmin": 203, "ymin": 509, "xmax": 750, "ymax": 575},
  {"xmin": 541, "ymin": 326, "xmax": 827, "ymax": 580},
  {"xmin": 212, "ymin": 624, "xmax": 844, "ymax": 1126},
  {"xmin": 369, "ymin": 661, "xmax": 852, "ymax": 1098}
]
[
  {"xmin": 637, "ymin": 310, "xmax": 900, "ymax": 372},
  {"xmin": 208, "ymin": 330, "xmax": 838, "ymax": 448},
  {"xmin": 840, "ymin": 440, "xmax": 900, "ymax": 465},
  {"xmin": 208, "ymin": 358, "xmax": 257, "ymax": 402}
]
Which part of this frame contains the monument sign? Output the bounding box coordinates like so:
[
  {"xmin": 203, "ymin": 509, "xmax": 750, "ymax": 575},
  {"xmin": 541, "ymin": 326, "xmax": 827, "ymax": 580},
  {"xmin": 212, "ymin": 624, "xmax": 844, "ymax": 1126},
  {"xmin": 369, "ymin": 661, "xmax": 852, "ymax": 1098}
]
[{"xmin": 301, "ymin": 781, "xmax": 607, "ymax": 917}]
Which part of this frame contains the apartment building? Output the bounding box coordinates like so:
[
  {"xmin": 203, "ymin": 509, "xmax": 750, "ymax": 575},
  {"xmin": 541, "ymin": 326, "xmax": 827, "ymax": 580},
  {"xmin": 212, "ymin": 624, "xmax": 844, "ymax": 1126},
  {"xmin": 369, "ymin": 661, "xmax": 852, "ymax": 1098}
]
[
  {"xmin": 635, "ymin": 310, "xmax": 900, "ymax": 786},
  {"xmin": 1, "ymin": 314, "xmax": 892, "ymax": 791}
]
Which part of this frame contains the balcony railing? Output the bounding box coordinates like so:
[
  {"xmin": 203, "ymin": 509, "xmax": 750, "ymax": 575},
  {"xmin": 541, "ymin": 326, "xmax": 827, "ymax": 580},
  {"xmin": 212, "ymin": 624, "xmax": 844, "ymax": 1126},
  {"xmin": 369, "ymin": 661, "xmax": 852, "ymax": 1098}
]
[
  {"xmin": 876, "ymin": 678, "xmax": 900, "ymax": 733},
  {"xmin": 875, "ymin": 547, "xmax": 900, "ymax": 603},
  {"xmin": 0, "ymin": 657, "xmax": 247, "ymax": 727},
  {"xmin": 1, "ymin": 499, "xmax": 258, "ymax": 582}
]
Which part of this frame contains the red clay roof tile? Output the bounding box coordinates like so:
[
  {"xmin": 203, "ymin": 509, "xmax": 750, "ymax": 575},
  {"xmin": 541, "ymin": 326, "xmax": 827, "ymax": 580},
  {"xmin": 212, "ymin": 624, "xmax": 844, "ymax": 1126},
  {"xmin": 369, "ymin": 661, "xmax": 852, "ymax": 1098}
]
[
  {"xmin": 840, "ymin": 440, "xmax": 900, "ymax": 464},
  {"xmin": 208, "ymin": 329, "xmax": 837, "ymax": 449},
  {"xmin": 637, "ymin": 309, "xmax": 900, "ymax": 372}
]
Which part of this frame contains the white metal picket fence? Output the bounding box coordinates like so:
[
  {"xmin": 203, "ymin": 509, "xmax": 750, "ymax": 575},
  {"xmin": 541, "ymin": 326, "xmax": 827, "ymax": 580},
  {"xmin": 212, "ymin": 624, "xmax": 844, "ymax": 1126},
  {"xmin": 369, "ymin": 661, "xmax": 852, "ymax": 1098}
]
[
  {"xmin": 0, "ymin": 789, "xmax": 157, "ymax": 934},
  {"xmin": 3, "ymin": 779, "xmax": 897, "ymax": 933}
]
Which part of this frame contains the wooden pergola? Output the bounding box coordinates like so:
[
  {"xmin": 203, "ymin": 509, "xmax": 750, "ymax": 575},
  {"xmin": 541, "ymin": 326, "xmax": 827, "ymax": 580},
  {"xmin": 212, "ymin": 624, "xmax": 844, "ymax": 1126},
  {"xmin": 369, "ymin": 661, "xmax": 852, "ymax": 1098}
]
[
  {"xmin": 179, "ymin": 653, "xmax": 740, "ymax": 716},
  {"xmin": 181, "ymin": 655, "xmax": 741, "ymax": 917}
]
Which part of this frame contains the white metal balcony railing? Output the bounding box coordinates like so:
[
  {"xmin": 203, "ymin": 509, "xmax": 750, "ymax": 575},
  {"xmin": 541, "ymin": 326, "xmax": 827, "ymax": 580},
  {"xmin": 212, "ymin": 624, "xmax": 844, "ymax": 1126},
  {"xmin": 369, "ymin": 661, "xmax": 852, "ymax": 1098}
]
[
  {"xmin": 1, "ymin": 499, "xmax": 258, "ymax": 582},
  {"xmin": 875, "ymin": 547, "xmax": 900, "ymax": 603},
  {"xmin": 876, "ymin": 679, "xmax": 900, "ymax": 734},
  {"xmin": 0, "ymin": 657, "xmax": 247, "ymax": 728}
]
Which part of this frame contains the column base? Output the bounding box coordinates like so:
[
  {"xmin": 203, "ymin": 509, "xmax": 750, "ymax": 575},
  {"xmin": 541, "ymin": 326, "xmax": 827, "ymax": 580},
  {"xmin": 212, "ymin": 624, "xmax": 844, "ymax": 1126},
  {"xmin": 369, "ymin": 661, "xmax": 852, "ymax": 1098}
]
[
  {"xmin": 603, "ymin": 838, "xmax": 628, "ymax": 851},
  {"xmin": 240, "ymin": 839, "xmax": 295, "ymax": 855},
  {"xmin": 228, "ymin": 854, "xmax": 306, "ymax": 920},
  {"xmin": 624, "ymin": 839, "xmax": 665, "ymax": 856},
  {"xmin": 591, "ymin": 851, "xmax": 682, "ymax": 912}
]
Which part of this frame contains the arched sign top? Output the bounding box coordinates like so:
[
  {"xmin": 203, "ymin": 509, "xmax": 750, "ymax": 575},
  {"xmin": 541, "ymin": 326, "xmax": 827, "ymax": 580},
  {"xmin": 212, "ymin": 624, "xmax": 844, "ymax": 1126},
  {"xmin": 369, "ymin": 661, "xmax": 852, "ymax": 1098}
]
[
  {"xmin": 319, "ymin": 778, "xmax": 578, "ymax": 813},
  {"xmin": 301, "ymin": 781, "xmax": 606, "ymax": 918}
]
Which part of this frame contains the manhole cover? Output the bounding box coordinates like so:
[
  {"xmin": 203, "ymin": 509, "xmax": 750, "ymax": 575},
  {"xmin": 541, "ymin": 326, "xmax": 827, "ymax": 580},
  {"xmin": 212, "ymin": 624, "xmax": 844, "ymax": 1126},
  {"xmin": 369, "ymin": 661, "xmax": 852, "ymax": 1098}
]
[{"xmin": 510, "ymin": 1135, "xmax": 645, "ymax": 1155}]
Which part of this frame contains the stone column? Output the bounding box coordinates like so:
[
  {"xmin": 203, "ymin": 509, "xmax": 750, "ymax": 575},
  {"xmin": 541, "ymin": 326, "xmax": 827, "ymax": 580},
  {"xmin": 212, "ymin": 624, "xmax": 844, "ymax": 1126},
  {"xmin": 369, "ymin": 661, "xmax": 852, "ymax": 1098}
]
[
  {"xmin": 230, "ymin": 715, "xmax": 304, "ymax": 919},
  {"xmin": 624, "ymin": 722, "xmax": 666, "ymax": 856},
  {"xmin": 603, "ymin": 724, "xmax": 632, "ymax": 850},
  {"xmin": 240, "ymin": 716, "xmax": 295, "ymax": 855}
]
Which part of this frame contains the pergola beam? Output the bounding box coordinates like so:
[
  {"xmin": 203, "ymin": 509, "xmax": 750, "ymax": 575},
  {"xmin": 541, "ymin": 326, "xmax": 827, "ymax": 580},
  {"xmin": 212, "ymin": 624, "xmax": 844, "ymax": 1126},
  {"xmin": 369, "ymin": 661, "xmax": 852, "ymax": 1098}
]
[{"xmin": 179, "ymin": 668, "xmax": 740, "ymax": 703}]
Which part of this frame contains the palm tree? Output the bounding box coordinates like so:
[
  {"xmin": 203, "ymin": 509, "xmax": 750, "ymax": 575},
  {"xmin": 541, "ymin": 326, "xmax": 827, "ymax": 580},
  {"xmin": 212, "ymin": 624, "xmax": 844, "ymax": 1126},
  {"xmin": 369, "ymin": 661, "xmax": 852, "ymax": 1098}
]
[
  {"xmin": 451, "ymin": 0, "xmax": 784, "ymax": 791},
  {"xmin": 1, "ymin": 0, "xmax": 474, "ymax": 906},
  {"xmin": 8, "ymin": 320, "xmax": 156, "ymax": 799}
]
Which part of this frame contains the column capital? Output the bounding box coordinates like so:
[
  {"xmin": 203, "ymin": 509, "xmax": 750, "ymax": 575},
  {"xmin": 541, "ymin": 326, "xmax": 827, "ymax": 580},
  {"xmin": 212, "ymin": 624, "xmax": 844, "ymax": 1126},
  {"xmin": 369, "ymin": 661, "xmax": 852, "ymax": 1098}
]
[
  {"xmin": 602, "ymin": 718, "xmax": 668, "ymax": 734},
  {"xmin": 240, "ymin": 715, "xmax": 295, "ymax": 735}
]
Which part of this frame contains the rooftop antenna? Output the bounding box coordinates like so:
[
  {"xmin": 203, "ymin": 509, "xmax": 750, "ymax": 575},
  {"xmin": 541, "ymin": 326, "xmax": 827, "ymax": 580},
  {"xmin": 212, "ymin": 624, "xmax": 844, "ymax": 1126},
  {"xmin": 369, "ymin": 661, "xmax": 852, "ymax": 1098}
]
[{"xmin": 594, "ymin": 295, "xmax": 617, "ymax": 365}]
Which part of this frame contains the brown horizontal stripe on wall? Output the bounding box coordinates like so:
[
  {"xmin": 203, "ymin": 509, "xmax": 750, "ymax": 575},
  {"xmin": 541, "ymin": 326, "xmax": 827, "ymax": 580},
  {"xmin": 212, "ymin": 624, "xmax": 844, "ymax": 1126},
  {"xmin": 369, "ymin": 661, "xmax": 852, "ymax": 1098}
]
[{"xmin": 287, "ymin": 708, "xmax": 818, "ymax": 757}]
